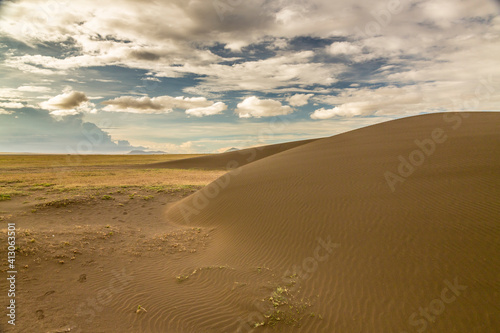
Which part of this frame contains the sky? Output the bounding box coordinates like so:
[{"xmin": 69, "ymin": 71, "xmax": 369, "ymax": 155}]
[{"xmin": 0, "ymin": 0, "xmax": 499, "ymax": 154}]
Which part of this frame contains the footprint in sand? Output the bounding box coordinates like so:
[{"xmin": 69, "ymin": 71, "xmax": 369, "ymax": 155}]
[
  {"xmin": 36, "ymin": 309, "xmax": 44, "ymax": 320},
  {"xmin": 78, "ymin": 274, "xmax": 87, "ymax": 282}
]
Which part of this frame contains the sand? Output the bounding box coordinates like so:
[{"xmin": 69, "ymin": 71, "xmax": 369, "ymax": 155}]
[{"xmin": 1, "ymin": 112, "xmax": 499, "ymax": 332}]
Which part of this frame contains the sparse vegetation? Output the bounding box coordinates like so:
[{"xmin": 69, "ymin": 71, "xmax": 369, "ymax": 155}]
[
  {"xmin": 33, "ymin": 183, "xmax": 55, "ymax": 187},
  {"xmin": 136, "ymin": 305, "xmax": 147, "ymax": 314},
  {"xmin": 39, "ymin": 199, "xmax": 77, "ymax": 208},
  {"xmin": 0, "ymin": 194, "xmax": 11, "ymax": 201},
  {"xmin": 176, "ymin": 265, "xmax": 231, "ymax": 283},
  {"xmin": 246, "ymin": 281, "xmax": 317, "ymax": 329},
  {"xmin": 176, "ymin": 275, "xmax": 190, "ymax": 282}
]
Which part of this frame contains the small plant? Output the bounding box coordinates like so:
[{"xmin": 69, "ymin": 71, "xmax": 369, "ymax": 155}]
[
  {"xmin": 0, "ymin": 194, "xmax": 11, "ymax": 201},
  {"xmin": 102, "ymin": 195, "xmax": 113, "ymax": 200},
  {"xmin": 176, "ymin": 275, "xmax": 189, "ymax": 282},
  {"xmin": 142, "ymin": 195, "xmax": 154, "ymax": 200},
  {"xmin": 249, "ymin": 285, "xmax": 313, "ymax": 329},
  {"xmin": 33, "ymin": 183, "xmax": 55, "ymax": 187},
  {"xmin": 136, "ymin": 305, "xmax": 147, "ymax": 314},
  {"xmin": 129, "ymin": 193, "xmax": 135, "ymax": 199}
]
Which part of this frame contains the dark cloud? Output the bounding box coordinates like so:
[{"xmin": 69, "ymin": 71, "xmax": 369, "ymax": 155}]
[
  {"xmin": 129, "ymin": 50, "xmax": 161, "ymax": 61},
  {"xmin": 40, "ymin": 90, "xmax": 89, "ymax": 110}
]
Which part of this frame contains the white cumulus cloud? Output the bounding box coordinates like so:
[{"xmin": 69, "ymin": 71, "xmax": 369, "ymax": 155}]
[
  {"xmin": 287, "ymin": 93, "xmax": 314, "ymax": 107},
  {"xmin": 328, "ymin": 42, "xmax": 362, "ymax": 56},
  {"xmin": 186, "ymin": 102, "xmax": 227, "ymax": 117},
  {"xmin": 235, "ymin": 96, "xmax": 293, "ymax": 118},
  {"xmin": 17, "ymin": 85, "xmax": 51, "ymax": 92}
]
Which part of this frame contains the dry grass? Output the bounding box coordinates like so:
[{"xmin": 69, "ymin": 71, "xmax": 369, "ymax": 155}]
[
  {"xmin": 0, "ymin": 155, "xmax": 225, "ymax": 189},
  {"xmin": 0, "ymin": 154, "xmax": 204, "ymax": 169},
  {"xmin": 0, "ymin": 156, "xmax": 226, "ymax": 208},
  {"xmin": 0, "ymin": 168, "xmax": 225, "ymax": 188}
]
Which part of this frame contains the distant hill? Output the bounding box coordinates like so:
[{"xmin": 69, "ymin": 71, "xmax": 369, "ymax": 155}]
[
  {"xmin": 224, "ymin": 147, "xmax": 240, "ymax": 153},
  {"xmin": 128, "ymin": 150, "xmax": 167, "ymax": 155}
]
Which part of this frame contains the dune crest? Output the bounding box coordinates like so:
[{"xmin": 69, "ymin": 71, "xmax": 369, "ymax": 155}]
[{"xmin": 143, "ymin": 139, "xmax": 317, "ymax": 170}]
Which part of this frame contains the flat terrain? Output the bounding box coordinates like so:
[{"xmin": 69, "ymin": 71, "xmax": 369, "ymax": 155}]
[
  {"xmin": 0, "ymin": 154, "xmax": 225, "ymax": 332},
  {"xmin": 1, "ymin": 112, "xmax": 499, "ymax": 332}
]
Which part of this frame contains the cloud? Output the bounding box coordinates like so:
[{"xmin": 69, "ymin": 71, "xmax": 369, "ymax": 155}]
[
  {"xmin": 328, "ymin": 42, "xmax": 362, "ymax": 56},
  {"xmin": 235, "ymin": 96, "xmax": 293, "ymax": 118},
  {"xmin": 0, "ymin": 108, "xmax": 13, "ymax": 115},
  {"xmin": 311, "ymin": 85, "xmax": 426, "ymax": 119},
  {"xmin": 0, "ymin": 108, "xmax": 146, "ymax": 153},
  {"xmin": 287, "ymin": 93, "xmax": 314, "ymax": 107},
  {"xmin": 0, "ymin": 102, "xmax": 24, "ymax": 109},
  {"xmin": 141, "ymin": 76, "xmax": 161, "ymax": 82},
  {"xmin": 40, "ymin": 89, "xmax": 96, "ymax": 116},
  {"xmin": 311, "ymin": 105, "xmax": 362, "ymax": 119},
  {"xmin": 40, "ymin": 90, "xmax": 88, "ymax": 110},
  {"xmin": 0, "ymin": 0, "xmax": 499, "ymax": 124},
  {"xmin": 48, "ymin": 109, "xmax": 84, "ymax": 117},
  {"xmin": 102, "ymin": 95, "xmax": 225, "ymax": 114},
  {"xmin": 17, "ymin": 85, "xmax": 51, "ymax": 92},
  {"xmin": 157, "ymin": 51, "xmax": 343, "ymax": 92},
  {"xmin": 102, "ymin": 96, "xmax": 171, "ymax": 113},
  {"xmin": 0, "ymin": 88, "xmax": 22, "ymax": 99},
  {"xmin": 185, "ymin": 102, "xmax": 227, "ymax": 117}
]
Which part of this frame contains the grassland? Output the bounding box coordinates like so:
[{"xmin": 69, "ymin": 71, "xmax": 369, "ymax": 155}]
[
  {"xmin": 0, "ymin": 154, "xmax": 204, "ymax": 168},
  {"xmin": 0, "ymin": 154, "xmax": 224, "ymax": 188},
  {"xmin": 0, "ymin": 154, "xmax": 225, "ymax": 217}
]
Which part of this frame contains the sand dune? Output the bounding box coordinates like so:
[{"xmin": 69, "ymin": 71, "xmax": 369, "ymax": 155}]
[
  {"xmin": 159, "ymin": 112, "xmax": 500, "ymax": 332},
  {"xmin": 5, "ymin": 112, "xmax": 499, "ymax": 332},
  {"xmin": 143, "ymin": 139, "xmax": 317, "ymax": 170}
]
